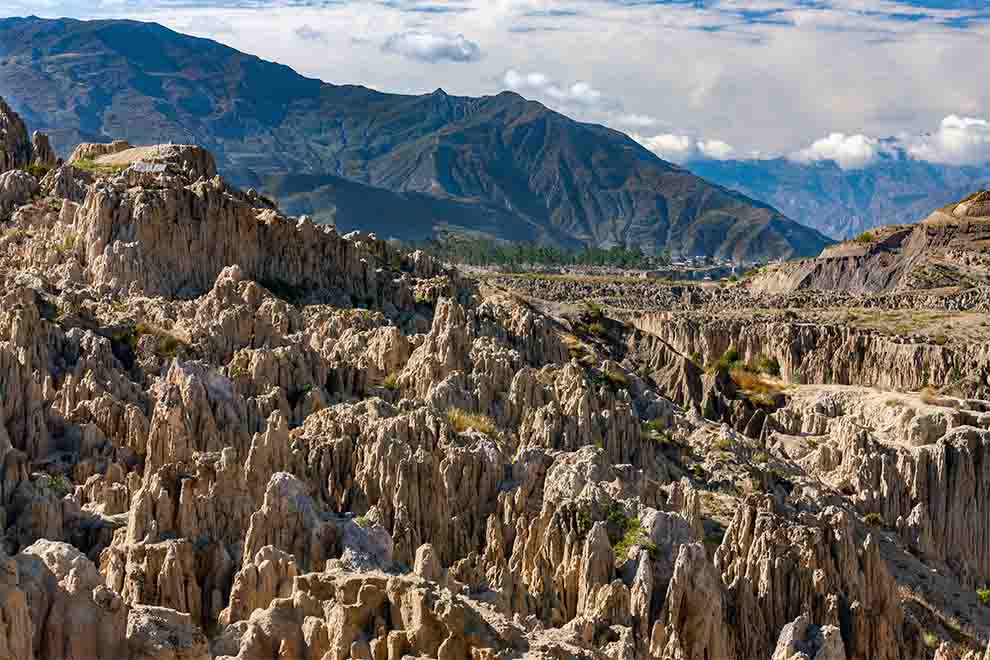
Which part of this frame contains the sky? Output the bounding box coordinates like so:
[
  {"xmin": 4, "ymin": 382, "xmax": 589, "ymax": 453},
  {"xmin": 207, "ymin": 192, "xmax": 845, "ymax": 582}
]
[{"xmin": 1, "ymin": 0, "xmax": 989, "ymax": 169}]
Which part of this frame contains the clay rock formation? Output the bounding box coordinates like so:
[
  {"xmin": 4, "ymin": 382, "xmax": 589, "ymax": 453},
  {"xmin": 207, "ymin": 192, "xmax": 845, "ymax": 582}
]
[
  {"xmin": 31, "ymin": 132, "xmax": 57, "ymax": 169},
  {"xmin": 0, "ymin": 101, "xmax": 986, "ymax": 659},
  {"xmin": 954, "ymin": 191, "xmax": 990, "ymax": 219},
  {"xmin": 0, "ymin": 96, "xmax": 31, "ymax": 173}
]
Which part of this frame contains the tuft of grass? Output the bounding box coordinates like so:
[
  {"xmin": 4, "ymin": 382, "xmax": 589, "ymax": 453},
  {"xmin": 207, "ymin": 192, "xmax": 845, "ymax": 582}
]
[
  {"xmin": 587, "ymin": 321, "xmax": 607, "ymax": 337},
  {"xmin": 753, "ymin": 451, "xmax": 769, "ymax": 464},
  {"xmin": 713, "ymin": 436, "xmax": 734, "ymax": 451},
  {"xmin": 382, "ymin": 374, "xmax": 399, "ymax": 391},
  {"xmin": 642, "ymin": 419, "xmax": 678, "ymax": 447},
  {"xmin": 594, "ymin": 367, "xmax": 628, "ymax": 391},
  {"xmin": 864, "ymin": 512, "xmax": 885, "ymax": 527},
  {"xmin": 577, "ymin": 509, "xmax": 593, "ymax": 538},
  {"xmin": 977, "ymin": 588, "xmax": 990, "ymax": 606},
  {"xmin": 26, "ymin": 163, "xmax": 51, "ymax": 179},
  {"xmin": 922, "ymin": 631, "xmax": 939, "ymax": 649},
  {"xmin": 583, "ymin": 300, "xmax": 604, "ymax": 321},
  {"xmin": 608, "ymin": 507, "xmax": 656, "ymax": 561},
  {"xmin": 933, "ymin": 334, "xmax": 949, "ymax": 346},
  {"xmin": 354, "ymin": 516, "xmax": 371, "ymax": 529},
  {"xmin": 117, "ymin": 322, "xmax": 188, "ymax": 360},
  {"xmin": 447, "ymin": 408, "xmax": 496, "ymax": 435},
  {"xmin": 756, "ymin": 355, "xmax": 781, "ymax": 377},
  {"xmin": 44, "ymin": 473, "xmax": 72, "ymax": 498},
  {"xmin": 52, "ymin": 233, "xmax": 76, "ymax": 255}
]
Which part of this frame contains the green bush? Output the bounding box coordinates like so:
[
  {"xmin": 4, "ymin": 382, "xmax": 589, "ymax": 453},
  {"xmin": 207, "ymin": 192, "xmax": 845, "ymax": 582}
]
[
  {"xmin": 26, "ymin": 163, "xmax": 51, "ymax": 179},
  {"xmin": 756, "ymin": 355, "xmax": 781, "ymax": 377},
  {"xmin": 864, "ymin": 512, "xmax": 885, "ymax": 527},
  {"xmin": 382, "ymin": 374, "xmax": 399, "ymax": 391},
  {"xmin": 583, "ymin": 300, "xmax": 604, "ymax": 321},
  {"xmin": 977, "ymin": 588, "xmax": 990, "ymax": 606},
  {"xmin": 587, "ymin": 321, "xmax": 606, "ymax": 337},
  {"xmin": 711, "ymin": 347, "xmax": 742, "ymax": 374}
]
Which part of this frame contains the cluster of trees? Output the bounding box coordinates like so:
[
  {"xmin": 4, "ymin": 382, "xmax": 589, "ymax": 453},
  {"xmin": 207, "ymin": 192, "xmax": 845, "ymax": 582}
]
[{"xmin": 404, "ymin": 236, "xmax": 671, "ymax": 270}]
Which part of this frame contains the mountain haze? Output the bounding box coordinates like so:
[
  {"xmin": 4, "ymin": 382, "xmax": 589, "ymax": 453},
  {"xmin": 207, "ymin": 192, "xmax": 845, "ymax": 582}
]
[
  {"xmin": 690, "ymin": 151, "xmax": 990, "ymax": 240},
  {"xmin": 0, "ymin": 15, "xmax": 832, "ymax": 260}
]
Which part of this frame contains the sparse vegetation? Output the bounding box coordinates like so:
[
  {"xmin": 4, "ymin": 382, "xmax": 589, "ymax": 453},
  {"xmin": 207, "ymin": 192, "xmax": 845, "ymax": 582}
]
[
  {"xmin": 593, "ymin": 367, "xmax": 628, "ymax": 391},
  {"xmin": 864, "ymin": 512, "xmax": 885, "ymax": 527},
  {"xmin": 713, "ymin": 436, "xmax": 734, "ymax": 451},
  {"xmin": 587, "ymin": 321, "xmax": 606, "ymax": 337},
  {"xmin": 354, "ymin": 516, "xmax": 371, "ymax": 529},
  {"xmin": 382, "ymin": 374, "xmax": 399, "ymax": 391},
  {"xmin": 642, "ymin": 419, "xmax": 678, "ymax": 447},
  {"xmin": 114, "ymin": 321, "xmax": 188, "ymax": 360},
  {"xmin": 73, "ymin": 158, "xmax": 125, "ymax": 177},
  {"xmin": 852, "ymin": 230, "xmax": 876, "ymax": 244},
  {"xmin": 26, "ymin": 163, "xmax": 51, "ymax": 179},
  {"xmin": 923, "ymin": 631, "xmax": 939, "ymax": 649},
  {"xmin": 447, "ymin": 407, "xmax": 496, "ymax": 435},
  {"xmin": 53, "ymin": 233, "xmax": 76, "ymax": 255},
  {"xmin": 607, "ymin": 506, "xmax": 657, "ymax": 561},
  {"xmin": 44, "ymin": 473, "xmax": 72, "ymax": 498},
  {"xmin": 755, "ymin": 355, "xmax": 781, "ymax": 377},
  {"xmin": 977, "ymin": 588, "xmax": 990, "ymax": 606}
]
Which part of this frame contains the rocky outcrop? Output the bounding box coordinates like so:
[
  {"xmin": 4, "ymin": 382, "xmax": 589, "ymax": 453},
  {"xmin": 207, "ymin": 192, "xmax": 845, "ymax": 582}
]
[
  {"xmin": 0, "ymin": 169, "xmax": 38, "ymax": 217},
  {"xmin": 31, "ymin": 132, "xmax": 57, "ymax": 168},
  {"xmin": 716, "ymin": 498, "xmax": 924, "ymax": 660},
  {"xmin": 635, "ymin": 314, "xmax": 990, "ymax": 395},
  {"xmin": 68, "ymin": 140, "xmax": 133, "ymax": 164},
  {"xmin": 772, "ymin": 614, "xmax": 847, "ymax": 660},
  {"xmin": 16, "ymin": 540, "xmax": 128, "ymax": 660},
  {"xmin": 0, "ymin": 97, "xmax": 31, "ymax": 174}
]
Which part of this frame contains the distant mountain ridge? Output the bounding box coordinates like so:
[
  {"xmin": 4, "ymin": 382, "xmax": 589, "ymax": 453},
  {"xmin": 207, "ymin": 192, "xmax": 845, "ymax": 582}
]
[
  {"xmin": 689, "ymin": 151, "xmax": 990, "ymax": 240},
  {"xmin": 0, "ymin": 15, "xmax": 833, "ymax": 260}
]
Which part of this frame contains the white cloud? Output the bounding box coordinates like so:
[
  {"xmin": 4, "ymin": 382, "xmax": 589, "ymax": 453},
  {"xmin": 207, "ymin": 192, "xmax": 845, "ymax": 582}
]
[
  {"xmin": 632, "ymin": 133, "xmax": 735, "ymax": 163},
  {"xmin": 792, "ymin": 132, "xmax": 881, "ymax": 170},
  {"xmin": 382, "ymin": 31, "xmax": 481, "ymax": 63},
  {"xmin": 905, "ymin": 115, "xmax": 990, "ymax": 166},
  {"xmin": 613, "ymin": 113, "xmax": 664, "ymax": 129},
  {"xmin": 294, "ymin": 24, "xmax": 326, "ymax": 41},
  {"xmin": 698, "ymin": 139, "xmax": 735, "ymax": 160},
  {"xmin": 503, "ymin": 69, "xmax": 614, "ymax": 112}
]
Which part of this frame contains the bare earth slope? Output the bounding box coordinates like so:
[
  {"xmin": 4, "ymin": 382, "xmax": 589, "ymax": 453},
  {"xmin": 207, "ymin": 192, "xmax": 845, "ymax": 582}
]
[{"xmin": 749, "ymin": 191, "xmax": 990, "ymax": 295}]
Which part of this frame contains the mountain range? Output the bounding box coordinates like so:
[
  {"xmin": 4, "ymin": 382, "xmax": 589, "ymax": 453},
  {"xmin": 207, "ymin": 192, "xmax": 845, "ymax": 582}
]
[
  {"xmin": 0, "ymin": 15, "xmax": 832, "ymax": 261},
  {"xmin": 690, "ymin": 150, "xmax": 990, "ymax": 240}
]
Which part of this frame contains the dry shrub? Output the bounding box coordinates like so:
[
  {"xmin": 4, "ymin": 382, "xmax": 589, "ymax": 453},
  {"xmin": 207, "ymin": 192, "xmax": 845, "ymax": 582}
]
[{"xmin": 447, "ymin": 408, "xmax": 497, "ymax": 435}]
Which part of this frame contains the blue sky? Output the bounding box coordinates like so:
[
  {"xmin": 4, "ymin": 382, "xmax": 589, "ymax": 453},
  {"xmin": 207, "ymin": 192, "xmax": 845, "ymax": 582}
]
[{"xmin": 2, "ymin": 0, "xmax": 988, "ymax": 168}]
